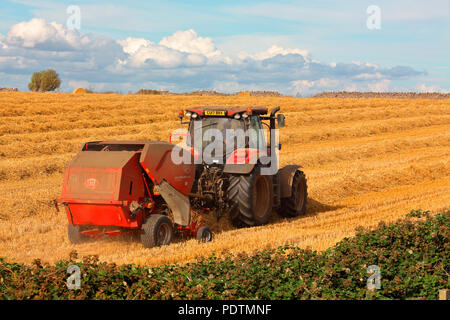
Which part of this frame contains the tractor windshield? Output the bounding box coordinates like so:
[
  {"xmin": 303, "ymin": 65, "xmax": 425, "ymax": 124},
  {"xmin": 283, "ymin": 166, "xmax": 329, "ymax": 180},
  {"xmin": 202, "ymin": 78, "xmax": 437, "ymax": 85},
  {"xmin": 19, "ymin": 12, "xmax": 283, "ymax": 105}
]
[
  {"xmin": 188, "ymin": 116, "xmax": 267, "ymax": 154},
  {"xmin": 189, "ymin": 117, "xmax": 245, "ymax": 150}
]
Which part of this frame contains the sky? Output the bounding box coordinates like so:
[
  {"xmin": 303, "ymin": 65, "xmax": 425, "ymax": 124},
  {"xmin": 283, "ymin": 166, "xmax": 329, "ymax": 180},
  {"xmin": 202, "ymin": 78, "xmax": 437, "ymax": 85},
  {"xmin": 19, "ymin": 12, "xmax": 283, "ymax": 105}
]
[{"xmin": 0, "ymin": 0, "xmax": 449, "ymax": 95}]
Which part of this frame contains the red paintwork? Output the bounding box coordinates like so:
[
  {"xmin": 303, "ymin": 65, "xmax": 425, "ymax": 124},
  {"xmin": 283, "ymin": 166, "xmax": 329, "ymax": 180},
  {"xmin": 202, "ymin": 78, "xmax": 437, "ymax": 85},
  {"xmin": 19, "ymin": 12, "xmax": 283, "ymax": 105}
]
[
  {"xmin": 59, "ymin": 150, "xmax": 147, "ymax": 229},
  {"xmin": 80, "ymin": 228, "xmax": 134, "ymax": 238},
  {"xmin": 60, "ymin": 152, "xmax": 144, "ymax": 202},
  {"xmin": 176, "ymin": 210, "xmax": 205, "ymax": 236},
  {"xmin": 65, "ymin": 203, "xmax": 142, "ymax": 228},
  {"xmin": 226, "ymin": 148, "xmax": 260, "ymax": 165},
  {"xmin": 186, "ymin": 106, "xmax": 268, "ymax": 116},
  {"xmin": 80, "ymin": 229, "xmax": 103, "ymax": 238},
  {"xmin": 139, "ymin": 142, "xmax": 195, "ymax": 195}
]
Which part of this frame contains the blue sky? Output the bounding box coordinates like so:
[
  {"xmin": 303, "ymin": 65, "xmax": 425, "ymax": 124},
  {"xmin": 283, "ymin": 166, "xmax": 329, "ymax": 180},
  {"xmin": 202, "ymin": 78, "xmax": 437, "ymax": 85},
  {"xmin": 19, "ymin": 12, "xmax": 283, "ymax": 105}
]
[{"xmin": 0, "ymin": 0, "xmax": 448, "ymax": 94}]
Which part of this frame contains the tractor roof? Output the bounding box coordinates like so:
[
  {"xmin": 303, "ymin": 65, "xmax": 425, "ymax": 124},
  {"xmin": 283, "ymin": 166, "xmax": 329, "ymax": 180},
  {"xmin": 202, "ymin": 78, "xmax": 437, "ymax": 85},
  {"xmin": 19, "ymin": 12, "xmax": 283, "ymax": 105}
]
[{"xmin": 185, "ymin": 106, "xmax": 268, "ymax": 116}]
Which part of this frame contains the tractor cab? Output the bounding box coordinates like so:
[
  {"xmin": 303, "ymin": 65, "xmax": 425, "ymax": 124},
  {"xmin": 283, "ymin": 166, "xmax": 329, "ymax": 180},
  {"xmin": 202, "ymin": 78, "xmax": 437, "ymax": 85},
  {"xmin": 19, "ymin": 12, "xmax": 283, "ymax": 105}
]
[
  {"xmin": 181, "ymin": 106, "xmax": 284, "ymax": 165},
  {"xmin": 176, "ymin": 105, "xmax": 306, "ymax": 229}
]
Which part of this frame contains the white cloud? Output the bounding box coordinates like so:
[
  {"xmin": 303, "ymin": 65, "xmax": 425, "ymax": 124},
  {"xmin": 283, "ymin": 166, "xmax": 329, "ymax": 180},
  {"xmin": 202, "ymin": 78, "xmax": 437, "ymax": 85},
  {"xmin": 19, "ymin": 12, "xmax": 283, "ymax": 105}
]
[
  {"xmin": 185, "ymin": 53, "xmax": 207, "ymax": 66},
  {"xmin": 344, "ymin": 83, "xmax": 358, "ymax": 92},
  {"xmin": 0, "ymin": 18, "xmax": 429, "ymax": 94},
  {"xmin": 290, "ymin": 78, "xmax": 395, "ymax": 95},
  {"xmin": 159, "ymin": 29, "xmax": 221, "ymax": 58},
  {"xmin": 212, "ymin": 81, "xmax": 241, "ymax": 93},
  {"xmin": 368, "ymin": 79, "xmax": 391, "ymax": 92},
  {"xmin": 238, "ymin": 45, "xmax": 309, "ymax": 61},
  {"xmin": 290, "ymin": 78, "xmax": 340, "ymax": 95},
  {"xmin": 6, "ymin": 18, "xmax": 89, "ymax": 50},
  {"xmin": 68, "ymin": 80, "xmax": 107, "ymax": 91},
  {"xmin": 351, "ymin": 61, "xmax": 379, "ymax": 69},
  {"xmin": 118, "ymin": 37, "xmax": 153, "ymax": 55},
  {"xmin": 117, "ymin": 32, "xmax": 216, "ymax": 68},
  {"xmin": 0, "ymin": 56, "xmax": 29, "ymax": 70},
  {"xmin": 416, "ymin": 83, "xmax": 448, "ymax": 93},
  {"xmin": 353, "ymin": 72, "xmax": 383, "ymax": 80},
  {"xmin": 123, "ymin": 42, "xmax": 185, "ymax": 68},
  {"xmin": 68, "ymin": 80, "xmax": 90, "ymax": 89},
  {"xmin": 0, "ymin": 33, "xmax": 7, "ymax": 49},
  {"xmin": 0, "ymin": 18, "xmax": 124, "ymax": 75}
]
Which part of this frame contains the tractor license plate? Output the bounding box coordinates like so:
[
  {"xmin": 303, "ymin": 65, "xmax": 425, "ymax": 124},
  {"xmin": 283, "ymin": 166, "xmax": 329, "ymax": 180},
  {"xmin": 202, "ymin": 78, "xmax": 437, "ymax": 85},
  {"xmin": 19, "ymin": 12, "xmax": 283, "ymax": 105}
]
[{"xmin": 204, "ymin": 110, "xmax": 226, "ymax": 116}]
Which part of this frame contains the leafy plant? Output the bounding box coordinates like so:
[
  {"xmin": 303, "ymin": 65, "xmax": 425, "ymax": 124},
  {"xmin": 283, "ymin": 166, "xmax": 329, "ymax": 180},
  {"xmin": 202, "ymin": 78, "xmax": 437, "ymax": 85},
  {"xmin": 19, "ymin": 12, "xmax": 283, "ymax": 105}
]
[
  {"xmin": 406, "ymin": 209, "xmax": 430, "ymax": 218},
  {"xmin": 0, "ymin": 211, "xmax": 448, "ymax": 300}
]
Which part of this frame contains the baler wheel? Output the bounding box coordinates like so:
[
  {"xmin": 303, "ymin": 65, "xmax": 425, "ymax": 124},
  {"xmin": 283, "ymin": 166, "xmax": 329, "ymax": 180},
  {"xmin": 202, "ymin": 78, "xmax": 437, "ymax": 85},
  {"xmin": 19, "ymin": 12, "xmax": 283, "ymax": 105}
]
[
  {"xmin": 227, "ymin": 167, "xmax": 273, "ymax": 227},
  {"xmin": 277, "ymin": 170, "xmax": 307, "ymax": 217},
  {"xmin": 67, "ymin": 224, "xmax": 86, "ymax": 244},
  {"xmin": 141, "ymin": 214, "xmax": 173, "ymax": 248},
  {"xmin": 196, "ymin": 226, "xmax": 213, "ymax": 243}
]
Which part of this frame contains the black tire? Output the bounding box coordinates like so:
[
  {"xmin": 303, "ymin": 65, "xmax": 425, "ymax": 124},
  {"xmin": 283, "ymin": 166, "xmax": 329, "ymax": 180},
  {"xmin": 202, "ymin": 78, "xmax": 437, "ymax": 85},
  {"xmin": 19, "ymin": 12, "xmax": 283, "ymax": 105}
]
[
  {"xmin": 140, "ymin": 214, "xmax": 173, "ymax": 248},
  {"xmin": 227, "ymin": 167, "xmax": 273, "ymax": 227},
  {"xmin": 277, "ymin": 170, "xmax": 307, "ymax": 217},
  {"xmin": 196, "ymin": 226, "xmax": 213, "ymax": 243},
  {"xmin": 67, "ymin": 224, "xmax": 86, "ymax": 244}
]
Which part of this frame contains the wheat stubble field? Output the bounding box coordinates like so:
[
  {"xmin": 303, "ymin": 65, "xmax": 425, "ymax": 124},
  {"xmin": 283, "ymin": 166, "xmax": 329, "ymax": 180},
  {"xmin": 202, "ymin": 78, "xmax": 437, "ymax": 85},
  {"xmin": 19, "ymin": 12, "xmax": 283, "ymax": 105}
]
[{"xmin": 0, "ymin": 92, "xmax": 449, "ymax": 266}]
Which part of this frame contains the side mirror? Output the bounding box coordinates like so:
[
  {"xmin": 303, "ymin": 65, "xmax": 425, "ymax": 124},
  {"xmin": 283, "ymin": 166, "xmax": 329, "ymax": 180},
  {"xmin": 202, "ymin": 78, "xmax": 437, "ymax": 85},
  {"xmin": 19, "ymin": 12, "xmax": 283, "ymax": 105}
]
[{"xmin": 277, "ymin": 114, "xmax": 285, "ymax": 128}]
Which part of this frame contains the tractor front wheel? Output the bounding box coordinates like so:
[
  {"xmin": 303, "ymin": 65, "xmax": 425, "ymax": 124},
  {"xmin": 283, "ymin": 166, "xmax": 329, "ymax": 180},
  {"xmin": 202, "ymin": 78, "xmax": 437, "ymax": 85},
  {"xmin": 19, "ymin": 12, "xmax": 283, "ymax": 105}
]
[
  {"xmin": 227, "ymin": 167, "xmax": 273, "ymax": 227},
  {"xmin": 277, "ymin": 170, "xmax": 307, "ymax": 217},
  {"xmin": 196, "ymin": 226, "xmax": 213, "ymax": 243},
  {"xmin": 141, "ymin": 214, "xmax": 173, "ymax": 248}
]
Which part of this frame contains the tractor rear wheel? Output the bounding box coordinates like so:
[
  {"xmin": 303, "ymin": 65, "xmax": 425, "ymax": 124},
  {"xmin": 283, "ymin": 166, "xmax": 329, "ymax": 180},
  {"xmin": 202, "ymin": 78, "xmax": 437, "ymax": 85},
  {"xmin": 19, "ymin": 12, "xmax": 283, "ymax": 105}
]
[
  {"xmin": 67, "ymin": 224, "xmax": 86, "ymax": 244},
  {"xmin": 277, "ymin": 170, "xmax": 307, "ymax": 217},
  {"xmin": 141, "ymin": 214, "xmax": 173, "ymax": 248},
  {"xmin": 227, "ymin": 167, "xmax": 273, "ymax": 227}
]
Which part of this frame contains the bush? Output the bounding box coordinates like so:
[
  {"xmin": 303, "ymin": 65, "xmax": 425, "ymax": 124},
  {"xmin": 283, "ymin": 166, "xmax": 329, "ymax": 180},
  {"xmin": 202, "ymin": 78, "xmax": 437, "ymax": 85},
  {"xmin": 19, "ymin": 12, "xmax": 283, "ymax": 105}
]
[
  {"xmin": 28, "ymin": 69, "xmax": 61, "ymax": 92},
  {"xmin": 0, "ymin": 211, "xmax": 448, "ymax": 299}
]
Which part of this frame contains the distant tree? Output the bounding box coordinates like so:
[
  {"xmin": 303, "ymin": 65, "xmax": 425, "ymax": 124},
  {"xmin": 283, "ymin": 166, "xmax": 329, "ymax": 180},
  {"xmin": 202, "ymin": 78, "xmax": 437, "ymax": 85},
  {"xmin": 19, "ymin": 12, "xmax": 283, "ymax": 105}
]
[
  {"xmin": 28, "ymin": 69, "xmax": 61, "ymax": 92},
  {"xmin": 28, "ymin": 72, "xmax": 42, "ymax": 92}
]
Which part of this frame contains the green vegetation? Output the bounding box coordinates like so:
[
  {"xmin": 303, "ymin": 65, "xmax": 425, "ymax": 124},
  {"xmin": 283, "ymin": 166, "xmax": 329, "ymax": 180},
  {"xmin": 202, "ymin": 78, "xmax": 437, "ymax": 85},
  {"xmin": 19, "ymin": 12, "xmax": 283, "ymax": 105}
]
[
  {"xmin": 1, "ymin": 211, "xmax": 448, "ymax": 300},
  {"xmin": 28, "ymin": 69, "xmax": 61, "ymax": 92}
]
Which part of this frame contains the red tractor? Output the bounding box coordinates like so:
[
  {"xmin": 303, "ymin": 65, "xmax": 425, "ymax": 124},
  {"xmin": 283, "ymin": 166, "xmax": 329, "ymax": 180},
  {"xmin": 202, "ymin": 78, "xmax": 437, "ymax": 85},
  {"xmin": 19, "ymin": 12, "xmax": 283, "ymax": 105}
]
[{"xmin": 56, "ymin": 106, "xmax": 307, "ymax": 248}]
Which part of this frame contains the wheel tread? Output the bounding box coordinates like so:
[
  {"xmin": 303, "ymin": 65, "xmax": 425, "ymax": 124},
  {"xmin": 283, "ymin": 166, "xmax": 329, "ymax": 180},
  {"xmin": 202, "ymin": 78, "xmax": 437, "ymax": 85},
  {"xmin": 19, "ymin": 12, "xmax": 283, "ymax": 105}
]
[
  {"xmin": 227, "ymin": 168, "xmax": 272, "ymax": 227},
  {"xmin": 277, "ymin": 170, "xmax": 308, "ymax": 218},
  {"xmin": 141, "ymin": 214, "xmax": 173, "ymax": 248}
]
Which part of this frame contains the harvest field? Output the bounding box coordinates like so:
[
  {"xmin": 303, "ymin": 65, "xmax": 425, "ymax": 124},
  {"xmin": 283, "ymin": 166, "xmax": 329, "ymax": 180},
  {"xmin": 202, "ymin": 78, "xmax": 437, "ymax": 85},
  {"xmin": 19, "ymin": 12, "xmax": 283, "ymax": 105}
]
[{"xmin": 0, "ymin": 92, "xmax": 449, "ymax": 266}]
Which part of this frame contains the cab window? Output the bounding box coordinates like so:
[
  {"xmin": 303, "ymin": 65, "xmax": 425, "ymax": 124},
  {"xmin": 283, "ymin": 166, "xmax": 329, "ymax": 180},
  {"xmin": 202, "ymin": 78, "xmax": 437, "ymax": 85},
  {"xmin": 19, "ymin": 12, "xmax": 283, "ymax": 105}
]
[{"xmin": 249, "ymin": 116, "xmax": 266, "ymax": 150}]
